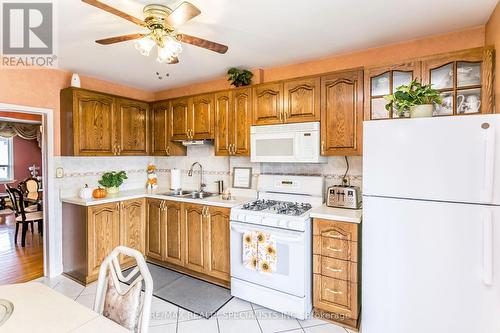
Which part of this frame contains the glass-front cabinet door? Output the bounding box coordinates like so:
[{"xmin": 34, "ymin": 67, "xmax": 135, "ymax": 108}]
[
  {"xmin": 421, "ymin": 47, "xmax": 494, "ymax": 116},
  {"xmin": 364, "ymin": 62, "xmax": 421, "ymax": 120}
]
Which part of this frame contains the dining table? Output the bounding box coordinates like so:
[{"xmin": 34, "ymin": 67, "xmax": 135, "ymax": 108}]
[{"xmin": 0, "ymin": 282, "xmax": 128, "ymax": 332}]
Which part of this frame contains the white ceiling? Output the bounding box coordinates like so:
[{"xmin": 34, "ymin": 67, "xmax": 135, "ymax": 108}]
[{"xmin": 58, "ymin": 0, "xmax": 498, "ymax": 92}]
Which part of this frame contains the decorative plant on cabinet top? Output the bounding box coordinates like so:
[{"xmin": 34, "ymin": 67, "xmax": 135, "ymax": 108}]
[
  {"xmin": 227, "ymin": 68, "xmax": 253, "ymax": 87},
  {"xmin": 384, "ymin": 80, "xmax": 442, "ymax": 118}
]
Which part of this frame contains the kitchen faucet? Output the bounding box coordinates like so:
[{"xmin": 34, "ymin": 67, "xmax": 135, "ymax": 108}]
[{"xmin": 188, "ymin": 162, "xmax": 206, "ymax": 193}]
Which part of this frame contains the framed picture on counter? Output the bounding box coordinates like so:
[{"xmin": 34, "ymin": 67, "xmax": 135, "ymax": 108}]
[{"xmin": 232, "ymin": 167, "xmax": 252, "ymax": 189}]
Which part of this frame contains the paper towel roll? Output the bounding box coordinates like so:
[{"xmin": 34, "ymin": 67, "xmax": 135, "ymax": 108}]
[{"xmin": 171, "ymin": 169, "xmax": 181, "ymax": 190}]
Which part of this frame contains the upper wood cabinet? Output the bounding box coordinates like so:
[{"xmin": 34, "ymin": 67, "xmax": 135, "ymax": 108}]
[
  {"xmin": 321, "ymin": 69, "xmax": 364, "ymax": 156},
  {"xmin": 151, "ymin": 101, "xmax": 186, "ymax": 156},
  {"xmin": 421, "ymin": 47, "xmax": 494, "ymax": 116},
  {"xmin": 119, "ymin": 199, "xmax": 146, "ymax": 267},
  {"xmin": 253, "ymin": 82, "xmax": 283, "ymax": 125},
  {"xmin": 115, "ymin": 98, "xmax": 149, "ymax": 155},
  {"xmin": 170, "ymin": 97, "xmax": 190, "ymax": 141},
  {"xmin": 283, "ymin": 77, "xmax": 321, "ymax": 123},
  {"xmin": 87, "ymin": 202, "xmax": 120, "ymax": 277},
  {"xmin": 215, "ymin": 88, "xmax": 252, "ymax": 156},
  {"xmin": 191, "ymin": 93, "xmax": 215, "ymax": 139},
  {"xmin": 60, "ymin": 88, "xmax": 150, "ymax": 156},
  {"xmin": 60, "ymin": 89, "xmax": 116, "ymax": 156},
  {"xmin": 364, "ymin": 61, "xmax": 421, "ymax": 120}
]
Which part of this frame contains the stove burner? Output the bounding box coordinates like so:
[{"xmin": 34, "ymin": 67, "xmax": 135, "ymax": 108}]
[{"xmin": 241, "ymin": 200, "xmax": 312, "ymax": 216}]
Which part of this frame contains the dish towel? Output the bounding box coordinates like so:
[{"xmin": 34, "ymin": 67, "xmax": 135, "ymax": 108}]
[{"xmin": 242, "ymin": 231, "xmax": 277, "ymax": 274}]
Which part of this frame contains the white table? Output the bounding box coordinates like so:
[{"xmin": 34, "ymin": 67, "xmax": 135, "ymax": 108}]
[{"xmin": 0, "ymin": 282, "xmax": 129, "ymax": 332}]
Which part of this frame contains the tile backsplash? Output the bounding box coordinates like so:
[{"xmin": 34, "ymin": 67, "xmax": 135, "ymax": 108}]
[{"xmin": 55, "ymin": 144, "xmax": 362, "ymax": 199}]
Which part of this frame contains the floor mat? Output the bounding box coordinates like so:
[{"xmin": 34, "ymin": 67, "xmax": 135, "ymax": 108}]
[{"xmin": 123, "ymin": 262, "xmax": 232, "ymax": 319}]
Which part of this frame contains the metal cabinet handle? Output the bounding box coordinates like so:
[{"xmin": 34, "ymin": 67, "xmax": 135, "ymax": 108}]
[
  {"xmin": 326, "ymin": 266, "xmax": 343, "ymax": 273},
  {"xmin": 325, "ymin": 288, "xmax": 343, "ymax": 295},
  {"xmin": 321, "ymin": 141, "xmax": 325, "ymax": 155},
  {"xmin": 283, "ymin": 111, "xmax": 288, "ymax": 122},
  {"xmin": 279, "ymin": 111, "xmax": 283, "ymax": 122},
  {"xmin": 166, "ymin": 146, "xmax": 171, "ymax": 156},
  {"xmin": 117, "ymin": 145, "xmax": 121, "ymax": 155},
  {"xmin": 326, "ymin": 246, "xmax": 343, "ymax": 252}
]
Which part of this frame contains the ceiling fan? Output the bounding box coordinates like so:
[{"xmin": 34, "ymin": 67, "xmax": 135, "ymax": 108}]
[{"xmin": 82, "ymin": 0, "xmax": 228, "ymax": 64}]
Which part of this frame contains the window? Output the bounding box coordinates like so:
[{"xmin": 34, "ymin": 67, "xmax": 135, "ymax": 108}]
[{"xmin": 0, "ymin": 137, "xmax": 13, "ymax": 182}]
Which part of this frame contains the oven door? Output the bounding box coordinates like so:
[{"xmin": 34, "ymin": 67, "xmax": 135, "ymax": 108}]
[
  {"xmin": 250, "ymin": 131, "xmax": 296, "ymax": 163},
  {"xmin": 230, "ymin": 221, "xmax": 306, "ymax": 297}
]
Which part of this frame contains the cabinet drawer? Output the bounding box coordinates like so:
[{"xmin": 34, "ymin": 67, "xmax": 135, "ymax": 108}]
[
  {"xmin": 313, "ymin": 274, "xmax": 359, "ymax": 319},
  {"xmin": 314, "ymin": 236, "xmax": 358, "ymax": 262},
  {"xmin": 313, "ymin": 219, "xmax": 358, "ymax": 241},
  {"xmin": 314, "ymin": 256, "xmax": 357, "ymax": 282}
]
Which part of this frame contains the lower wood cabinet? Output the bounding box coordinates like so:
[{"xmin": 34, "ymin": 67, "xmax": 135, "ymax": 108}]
[
  {"xmin": 62, "ymin": 199, "xmax": 146, "ymax": 284},
  {"xmin": 313, "ymin": 218, "xmax": 361, "ymax": 330}
]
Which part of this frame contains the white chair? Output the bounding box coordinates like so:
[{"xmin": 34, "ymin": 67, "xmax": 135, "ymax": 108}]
[{"xmin": 94, "ymin": 246, "xmax": 153, "ymax": 333}]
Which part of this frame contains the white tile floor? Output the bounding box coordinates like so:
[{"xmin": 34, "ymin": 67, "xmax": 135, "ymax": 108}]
[{"xmin": 31, "ymin": 275, "xmax": 356, "ymax": 333}]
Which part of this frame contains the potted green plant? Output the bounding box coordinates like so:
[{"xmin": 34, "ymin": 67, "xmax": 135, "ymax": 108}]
[
  {"xmin": 384, "ymin": 80, "xmax": 442, "ymax": 118},
  {"xmin": 227, "ymin": 68, "xmax": 253, "ymax": 87},
  {"xmin": 98, "ymin": 171, "xmax": 128, "ymax": 195}
]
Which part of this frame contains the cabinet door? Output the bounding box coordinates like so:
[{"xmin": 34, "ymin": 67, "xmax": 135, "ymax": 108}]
[
  {"xmin": 364, "ymin": 61, "xmax": 420, "ymax": 120},
  {"xmin": 116, "ymin": 98, "xmax": 149, "ymax": 155},
  {"xmin": 214, "ymin": 91, "xmax": 233, "ymax": 156},
  {"xmin": 321, "ymin": 69, "xmax": 364, "ymax": 156},
  {"xmin": 170, "ymin": 97, "xmax": 190, "ymax": 141},
  {"xmin": 421, "ymin": 47, "xmax": 494, "ymax": 116},
  {"xmin": 74, "ymin": 90, "xmax": 115, "ymax": 156},
  {"xmin": 184, "ymin": 203, "xmax": 206, "ymax": 273},
  {"xmin": 205, "ymin": 206, "xmax": 231, "ymax": 282},
  {"xmin": 233, "ymin": 88, "xmax": 252, "ymax": 156},
  {"xmin": 283, "ymin": 77, "xmax": 321, "ymax": 123},
  {"xmin": 146, "ymin": 199, "xmax": 164, "ymax": 261},
  {"xmin": 252, "ymin": 82, "xmax": 283, "ymax": 125},
  {"xmin": 87, "ymin": 203, "xmax": 120, "ymax": 277},
  {"xmin": 191, "ymin": 93, "xmax": 215, "ymax": 139},
  {"xmin": 151, "ymin": 102, "xmax": 169, "ymax": 155},
  {"xmin": 120, "ymin": 199, "xmax": 146, "ymax": 266},
  {"xmin": 164, "ymin": 201, "xmax": 184, "ymax": 266}
]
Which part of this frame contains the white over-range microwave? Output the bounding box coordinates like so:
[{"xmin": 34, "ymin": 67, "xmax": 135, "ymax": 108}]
[{"xmin": 250, "ymin": 122, "xmax": 326, "ymax": 163}]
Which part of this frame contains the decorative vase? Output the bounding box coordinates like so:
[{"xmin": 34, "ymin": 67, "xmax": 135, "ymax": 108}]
[
  {"xmin": 107, "ymin": 186, "xmax": 119, "ymax": 195},
  {"xmin": 410, "ymin": 104, "xmax": 434, "ymax": 118},
  {"xmin": 71, "ymin": 73, "xmax": 81, "ymax": 88}
]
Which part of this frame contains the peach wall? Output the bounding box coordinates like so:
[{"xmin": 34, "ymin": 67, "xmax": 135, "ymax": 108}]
[
  {"xmin": 486, "ymin": 1, "xmax": 500, "ymax": 112},
  {"xmin": 155, "ymin": 26, "xmax": 485, "ymax": 100},
  {"xmin": 0, "ymin": 68, "xmax": 154, "ymax": 155}
]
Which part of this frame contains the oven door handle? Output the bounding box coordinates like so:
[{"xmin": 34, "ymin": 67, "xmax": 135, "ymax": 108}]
[{"xmin": 230, "ymin": 223, "xmax": 303, "ymax": 243}]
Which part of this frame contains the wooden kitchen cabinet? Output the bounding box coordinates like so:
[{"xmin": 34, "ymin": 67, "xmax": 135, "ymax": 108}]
[
  {"xmin": 283, "ymin": 77, "xmax": 321, "ymax": 123},
  {"xmin": 60, "ymin": 88, "xmax": 116, "ymax": 156},
  {"xmin": 119, "ymin": 199, "xmax": 146, "ymax": 267},
  {"xmin": 163, "ymin": 200, "xmax": 184, "ymax": 266},
  {"xmin": 215, "ymin": 88, "xmax": 252, "ymax": 156},
  {"xmin": 205, "ymin": 206, "xmax": 231, "ymax": 281},
  {"xmin": 313, "ymin": 218, "xmax": 361, "ymax": 329},
  {"xmin": 87, "ymin": 202, "xmax": 121, "ymax": 279},
  {"xmin": 320, "ymin": 69, "xmax": 364, "ymax": 156},
  {"xmin": 146, "ymin": 198, "xmax": 164, "ymax": 261},
  {"xmin": 253, "ymin": 82, "xmax": 283, "ymax": 125},
  {"xmin": 191, "ymin": 93, "xmax": 215, "ymax": 139},
  {"xmin": 115, "ymin": 98, "xmax": 149, "ymax": 155},
  {"xmin": 184, "ymin": 203, "xmax": 206, "ymax": 273},
  {"xmin": 151, "ymin": 101, "xmax": 186, "ymax": 156},
  {"xmin": 170, "ymin": 97, "xmax": 190, "ymax": 141}
]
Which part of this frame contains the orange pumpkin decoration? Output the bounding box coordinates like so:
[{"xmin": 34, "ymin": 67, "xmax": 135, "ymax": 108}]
[{"xmin": 92, "ymin": 187, "xmax": 107, "ymax": 199}]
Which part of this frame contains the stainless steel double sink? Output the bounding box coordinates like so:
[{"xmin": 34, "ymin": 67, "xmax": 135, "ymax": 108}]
[{"xmin": 157, "ymin": 190, "xmax": 216, "ymax": 199}]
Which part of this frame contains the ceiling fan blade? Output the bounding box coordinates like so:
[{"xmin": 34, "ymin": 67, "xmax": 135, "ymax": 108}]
[
  {"xmin": 165, "ymin": 2, "xmax": 201, "ymax": 27},
  {"xmin": 82, "ymin": 0, "xmax": 145, "ymax": 26},
  {"xmin": 178, "ymin": 34, "xmax": 228, "ymax": 54},
  {"xmin": 95, "ymin": 33, "xmax": 144, "ymax": 45},
  {"xmin": 168, "ymin": 57, "xmax": 179, "ymax": 64}
]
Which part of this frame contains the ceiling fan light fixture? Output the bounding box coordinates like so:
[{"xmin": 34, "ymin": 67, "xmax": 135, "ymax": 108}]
[
  {"xmin": 134, "ymin": 35, "xmax": 155, "ymax": 56},
  {"xmin": 156, "ymin": 36, "xmax": 182, "ymax": 63}
]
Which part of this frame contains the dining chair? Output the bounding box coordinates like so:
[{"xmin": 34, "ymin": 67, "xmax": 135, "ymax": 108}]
[
  {"xmin": 94, "ymin": 246, "xmax": 153, "ymax": 333},
  {"xmin": 5, "ymin": 186, "xmax": 43, "ymax": 247},
  {"xmin": 18, "ymin": 178, "xmax": 41, "ymax": 212}
]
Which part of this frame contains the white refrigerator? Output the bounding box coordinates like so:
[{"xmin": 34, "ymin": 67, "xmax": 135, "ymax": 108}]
[{"xmin": 362, "ymin": 115, "xmax": 500, "ymax": 333}]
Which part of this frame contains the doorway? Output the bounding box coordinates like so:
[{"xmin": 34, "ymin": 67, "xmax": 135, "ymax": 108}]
[{"xmin": 0, "ymin": 105, "xmax": 54, "ymax": 284}]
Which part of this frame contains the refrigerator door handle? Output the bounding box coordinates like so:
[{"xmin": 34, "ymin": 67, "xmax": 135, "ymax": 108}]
[
  {"xmin": 481, "ymin": 124, "xmax": 496, "ymax": 203},
  {"xmin": 483, "ymin": 209, "xmax": 493, "ymax": 286}
]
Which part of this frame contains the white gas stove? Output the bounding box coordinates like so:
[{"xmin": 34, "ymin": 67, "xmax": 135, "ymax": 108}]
[{"xmin": 230, "ymin": 175, "xmax": 324, "ymax": 320}]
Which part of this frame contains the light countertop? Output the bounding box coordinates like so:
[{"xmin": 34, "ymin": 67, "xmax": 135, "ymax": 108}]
[
  {"xmin": 61, "ymin": 188, "xmax": 254, "ymax": 208},
  {"xmin": 310, "ymin": 204, "xmax": 362, "ymax": 224}
]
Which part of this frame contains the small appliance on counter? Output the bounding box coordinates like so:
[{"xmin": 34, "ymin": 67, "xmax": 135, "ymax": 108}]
[{"xmin": 326, "ymin": 156, "xmax": 362, "ymax": 209}]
